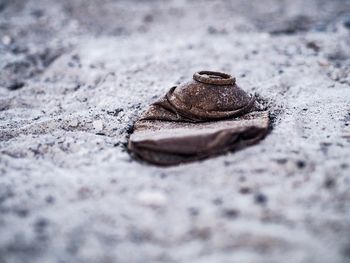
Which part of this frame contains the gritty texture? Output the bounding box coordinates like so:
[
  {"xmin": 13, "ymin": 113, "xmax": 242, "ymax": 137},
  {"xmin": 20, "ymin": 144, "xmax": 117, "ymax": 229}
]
[{"xmin": 0, "ymin": 0, "xmax": 350, "ymax": 263}]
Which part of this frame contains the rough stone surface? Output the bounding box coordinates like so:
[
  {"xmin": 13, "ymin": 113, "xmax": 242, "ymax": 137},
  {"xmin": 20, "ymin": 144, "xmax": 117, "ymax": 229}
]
[{"xmin": 0, "ymin": 0, "xmax": 350, "ymax": 262}]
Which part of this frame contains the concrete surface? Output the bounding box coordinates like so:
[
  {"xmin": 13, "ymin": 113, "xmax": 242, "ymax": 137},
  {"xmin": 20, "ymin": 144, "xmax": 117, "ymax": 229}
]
[{"xmin": 0, "ymin": 0, "xmax": 350, "ymax": 262}]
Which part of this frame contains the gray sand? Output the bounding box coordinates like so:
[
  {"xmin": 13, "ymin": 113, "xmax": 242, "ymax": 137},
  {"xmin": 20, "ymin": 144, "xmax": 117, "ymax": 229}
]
[{"xmin": 0, "ymin": 0, "xmax": 350, "ymax": 262}]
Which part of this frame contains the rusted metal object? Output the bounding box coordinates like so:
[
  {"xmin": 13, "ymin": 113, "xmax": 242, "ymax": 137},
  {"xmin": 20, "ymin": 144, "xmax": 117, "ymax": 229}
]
[
  {"xmin": 128, "ymin": 71, "xmax": 269, "ymax": 166},
  {"xmin": 140, "ymin": 71, "xmax": 255, "ymax": 122}
]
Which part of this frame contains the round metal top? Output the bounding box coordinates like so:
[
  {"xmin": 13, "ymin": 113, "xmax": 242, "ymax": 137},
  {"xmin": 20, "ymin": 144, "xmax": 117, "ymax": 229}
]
[
  {"xmin": 193, "ymin": 71, "xmax": 235, "ymax": 85},
  {"xmin": 164, "ymin": 70, "xmax": 254, "ymax": 120}
]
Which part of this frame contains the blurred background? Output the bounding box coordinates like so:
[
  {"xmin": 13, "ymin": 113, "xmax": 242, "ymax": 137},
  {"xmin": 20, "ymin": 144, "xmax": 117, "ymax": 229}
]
[{"xmin": 1, "ymin": 1, "xmax": 350, "ymax": 263}]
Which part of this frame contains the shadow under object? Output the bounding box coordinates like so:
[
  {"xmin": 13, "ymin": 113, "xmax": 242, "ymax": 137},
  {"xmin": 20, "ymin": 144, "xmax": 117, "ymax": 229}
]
[{"xmin": 128, "ymin": 71, "xmax": 269, "ymax": 166}]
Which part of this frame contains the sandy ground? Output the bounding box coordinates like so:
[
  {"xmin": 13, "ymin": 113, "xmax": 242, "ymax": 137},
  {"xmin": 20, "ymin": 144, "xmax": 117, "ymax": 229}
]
[{"xmin": 1, "ymin": 0, "xmax": 350, "ymax": 262}]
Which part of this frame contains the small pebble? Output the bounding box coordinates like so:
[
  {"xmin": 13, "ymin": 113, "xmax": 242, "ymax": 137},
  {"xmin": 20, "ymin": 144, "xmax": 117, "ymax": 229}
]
[
  {"xmin": 275, "ymin": 158, "xmax": 288, "ymax": 164},
  {"xmin": 143, "ymin": 14, "xmax": 153, "ymax": 23},
  {"xmin": 239, "ymin": 187, "xmax": 251, "ymax": 194},
  {"xmin": 344, "ymin": 16, "xmax": 350, "ymax": 29},
  {"xmin": 69, "ymin": 119, "xmax": 79, "ymax": 127},
  {"xmin": 188, "ymin": 207, "xmax": 199, "ymax": 216},
  {"xmin": 136, "ymin": 191, "xmax": 167, "ymax": 207},
  {"xmin": 296, "ymin": 160, "xmax": 306, "ymax": 169},
  {"xmin": 324, "ymin": 178, "xmax": 336, "ymax": 189},
  {"xmin": 45, "ymin": 196, "xmax": 55, "ymax": 204},
  {"xmin": 34, "ymin": 218, "xmax": 49, "ymax": 233},
  {"xmin": 212, "ymin": 197, "xmax": 223, "ymax": 205},
  {"xmin": 7, "ymin": 82, "xmax": 24, "ymax": 91},
  {"xmin": 306, "ymin": 41, "xmax": 320, "ymax": 52},
  {"xmin": 254, "ymin": 193, "xmax": 268, "ymax": 205},
  {"xmin": 2, "ymin": 35, "xmax": 12, "ymax": 45},
  {"xmin": 16, "ymin": 209, "xmax": 29, "ymax": 217},
  {"xmin": 93, "ymin": 119, "xmax": 103, "ymax": 131},
  {"xmin": 222, "ymin": 208, "xmax": 239, "ymax": 218}
]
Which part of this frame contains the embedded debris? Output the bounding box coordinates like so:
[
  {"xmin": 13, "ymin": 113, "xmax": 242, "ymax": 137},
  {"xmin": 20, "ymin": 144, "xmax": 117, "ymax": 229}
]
[{"xmin": 128, "ymin": 71, "xmax": 269, "ymax": 165}]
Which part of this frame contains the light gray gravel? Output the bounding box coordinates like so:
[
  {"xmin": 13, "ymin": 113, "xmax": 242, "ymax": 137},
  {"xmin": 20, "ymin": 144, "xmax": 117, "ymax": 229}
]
[{"xmin": 0, "ymin": 0, "xmax": 350, "ymax": 262}]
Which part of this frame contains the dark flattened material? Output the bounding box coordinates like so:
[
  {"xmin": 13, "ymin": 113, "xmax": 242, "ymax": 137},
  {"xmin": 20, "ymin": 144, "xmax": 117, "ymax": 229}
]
[
  {"xmin": 129, "ymin": 111, "xmax": 269, "ymax": 165},
  {"xmin": 128, "ymin": 71, "xmax": 269, "ymax": 166}
]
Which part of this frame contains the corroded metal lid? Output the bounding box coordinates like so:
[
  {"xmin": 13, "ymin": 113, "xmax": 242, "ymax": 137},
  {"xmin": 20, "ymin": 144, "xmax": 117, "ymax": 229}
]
[{"xmin": 167, "ymin": 71, "xmax": 255, "ymax": 120}]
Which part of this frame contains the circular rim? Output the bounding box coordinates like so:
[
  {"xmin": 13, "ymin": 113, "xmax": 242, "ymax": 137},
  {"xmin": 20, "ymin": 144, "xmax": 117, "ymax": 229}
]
[{"xmin": 193, "ymin": 71, "xmax": 235, "ymax": 85}]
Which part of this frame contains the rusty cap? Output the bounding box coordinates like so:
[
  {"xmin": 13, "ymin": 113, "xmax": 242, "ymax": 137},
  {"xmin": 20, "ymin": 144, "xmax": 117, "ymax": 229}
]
[{"xmin": 166, "ymin": 70, "xmax": 254, "ymax": 120}]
